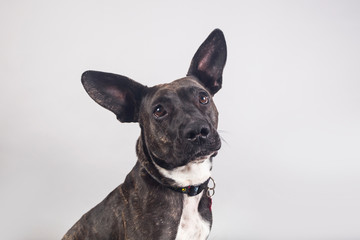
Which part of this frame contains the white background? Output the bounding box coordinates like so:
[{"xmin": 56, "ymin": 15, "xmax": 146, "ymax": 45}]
[{"xmin": 1, "ymin": 1, "xmax": 360, "ymax": 239}]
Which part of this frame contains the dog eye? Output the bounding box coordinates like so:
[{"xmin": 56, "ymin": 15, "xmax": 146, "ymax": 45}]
[
  {"xmin": 199, "ymin": 92, "xmax": 210, "ymax": 105},
  {"xmin": 153, "ymin": 105, "xmax": 167, "ymax": 118}
]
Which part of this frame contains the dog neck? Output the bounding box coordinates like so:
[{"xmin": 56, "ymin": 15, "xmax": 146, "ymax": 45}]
[{"xmin": 153, "ymin": 157, "xmax": 212, "ymax": 187}]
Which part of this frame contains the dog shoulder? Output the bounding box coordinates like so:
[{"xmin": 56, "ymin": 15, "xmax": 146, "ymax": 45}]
[{"xmin": 62, "ymin": 186, "xmax": 125, "ymax": 240}]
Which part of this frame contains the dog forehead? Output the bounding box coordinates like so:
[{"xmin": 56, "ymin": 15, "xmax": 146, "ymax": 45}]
[
  {"xmin": 150, "ymin": 76, "xmax": 207, "ymax": 98},
  {"xmin": 170, "ymin": 76, "xmax": 204, "ymax": 89}
]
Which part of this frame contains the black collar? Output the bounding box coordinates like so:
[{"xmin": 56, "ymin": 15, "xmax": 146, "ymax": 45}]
[{"xmin": 169, "ymin": 178, "xmax": 211, "ymax": 196}]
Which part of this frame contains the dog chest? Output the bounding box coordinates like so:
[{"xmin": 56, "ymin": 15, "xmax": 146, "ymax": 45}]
[{"xmin": 175, "ymin": 193, "xmax": 210, "ymax": 240}]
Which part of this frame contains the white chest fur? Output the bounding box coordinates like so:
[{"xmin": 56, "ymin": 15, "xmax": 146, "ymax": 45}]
[
  {"xmin": 154, "ymin": 157, "xmax": 212, "ymax": 186},
  {"xmin": 175, "ymin": 192, "xmax": 211, "ymax": 240}
]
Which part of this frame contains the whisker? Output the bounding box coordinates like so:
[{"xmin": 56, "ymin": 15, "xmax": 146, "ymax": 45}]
[
  {"xmin": 218, "ymin": 129, "xmax": 230, "ymax": 146},
  {"xmin": 218, "ymin": 129, "xmax": 230, "ymax": 134}
]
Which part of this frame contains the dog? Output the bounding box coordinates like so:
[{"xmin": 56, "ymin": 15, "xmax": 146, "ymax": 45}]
[{"xmin": 63, "ymin": 29, "xmax": 227, "ymax": 240}]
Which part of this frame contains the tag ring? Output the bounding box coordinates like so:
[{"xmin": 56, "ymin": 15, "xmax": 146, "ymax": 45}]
[{"xmin": 206, "ymin": 177, "xmax": 216, "ymax": 197}]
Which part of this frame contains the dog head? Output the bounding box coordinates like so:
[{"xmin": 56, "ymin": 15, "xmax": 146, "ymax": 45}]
[{"xmin": 82, "ymin": 29, "xmax": 226, "ymax": 184}]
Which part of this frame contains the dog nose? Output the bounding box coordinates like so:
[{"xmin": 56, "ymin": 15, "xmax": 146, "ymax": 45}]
[{"xmin": 184, "ymin": 123, "xmax": 210, "ymax": 142}]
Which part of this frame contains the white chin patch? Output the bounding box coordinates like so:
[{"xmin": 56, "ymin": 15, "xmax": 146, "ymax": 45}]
[{"xmin": 154, "ymin": 156, "xmax": 212, "ymax": 186}]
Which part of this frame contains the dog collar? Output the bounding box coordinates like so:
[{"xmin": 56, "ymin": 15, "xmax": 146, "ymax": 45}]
[{"xmin": 169, "ymin": 177, "xmax": 216, "ymax": 197}]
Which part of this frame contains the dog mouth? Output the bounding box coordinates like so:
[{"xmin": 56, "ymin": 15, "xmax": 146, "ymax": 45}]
[
  {"xmin": 191, "ymin": 150, "xmax": 218, "ymax": 163},
  {"xmin": 147, "ymin": 132, "xmax": 221, "ymax": 169},
  {"xmin": 150, "ymin": 148, "xmax": 218, "ymax": 170},
  {"xmin": 187, "ymin": 135, "xmax": 221, "ymax": 163}
]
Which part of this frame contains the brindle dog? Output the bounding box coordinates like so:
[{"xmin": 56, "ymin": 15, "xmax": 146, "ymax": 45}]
[{"xmin": 63, "ymin": 29, "xmax": 227, "ymax": 240}]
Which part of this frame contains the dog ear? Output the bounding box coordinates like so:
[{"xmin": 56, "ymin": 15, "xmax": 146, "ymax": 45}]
[
  {"xmin": 187, "ymin": 29, "xmax": 227, "ymax": 95},
  {"xmin": 81, "ymin": 70, "xmax": 147, "ymax": 123}
]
